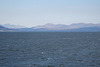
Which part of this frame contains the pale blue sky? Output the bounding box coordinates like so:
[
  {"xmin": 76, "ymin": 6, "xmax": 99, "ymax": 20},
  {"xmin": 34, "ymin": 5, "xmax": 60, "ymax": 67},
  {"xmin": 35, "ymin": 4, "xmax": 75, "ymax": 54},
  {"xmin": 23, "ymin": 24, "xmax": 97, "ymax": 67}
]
[{"xmin": 0, "ymin": 0, "xmax": 100, "ymax": 27}]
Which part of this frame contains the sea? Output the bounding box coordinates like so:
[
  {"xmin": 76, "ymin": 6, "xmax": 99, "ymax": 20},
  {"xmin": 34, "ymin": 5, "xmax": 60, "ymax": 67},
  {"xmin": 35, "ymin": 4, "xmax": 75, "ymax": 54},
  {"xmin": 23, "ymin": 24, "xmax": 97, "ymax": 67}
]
[{"xmin": 0, "ymin": 32, "xmax": 100, "ymax": 67}]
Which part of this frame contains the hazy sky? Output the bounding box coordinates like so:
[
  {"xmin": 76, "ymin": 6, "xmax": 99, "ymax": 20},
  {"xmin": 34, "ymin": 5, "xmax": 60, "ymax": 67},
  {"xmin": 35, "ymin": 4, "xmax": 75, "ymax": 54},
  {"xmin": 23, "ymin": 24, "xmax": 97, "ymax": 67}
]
[{"xmin": 0, "ymin": 0, "xmax": 100, "ymax": 27}]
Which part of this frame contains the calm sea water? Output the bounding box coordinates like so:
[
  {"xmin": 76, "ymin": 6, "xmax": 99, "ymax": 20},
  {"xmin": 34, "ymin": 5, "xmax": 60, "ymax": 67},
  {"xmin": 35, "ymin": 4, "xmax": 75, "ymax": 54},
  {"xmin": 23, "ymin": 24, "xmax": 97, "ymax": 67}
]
[{"xmin": 0, "ymin": 32, "xmax": 100, "ymax": 67}]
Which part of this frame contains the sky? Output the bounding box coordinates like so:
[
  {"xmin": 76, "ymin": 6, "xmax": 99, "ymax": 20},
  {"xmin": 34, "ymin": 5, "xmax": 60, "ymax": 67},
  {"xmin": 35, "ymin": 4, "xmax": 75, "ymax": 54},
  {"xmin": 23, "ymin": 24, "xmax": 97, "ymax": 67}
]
[{"xmin": 0, "ymin": 0, "xmax": 100, "ymax": 27}]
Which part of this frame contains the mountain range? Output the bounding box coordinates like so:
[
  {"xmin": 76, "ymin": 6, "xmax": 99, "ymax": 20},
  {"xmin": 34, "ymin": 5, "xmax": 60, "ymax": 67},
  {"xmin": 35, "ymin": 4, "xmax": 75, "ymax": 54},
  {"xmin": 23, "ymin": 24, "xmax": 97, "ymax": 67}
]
[
  {"xmin": 0, "ymin": 25, "xmax": 14, "ymax": 32},
  {"xmin": 2, "ymin": 24, "xmax": 27, "ymax": 29},
  {"xmin": 0, "ymin": 23, "xmax": 100, "ymax": 32}
]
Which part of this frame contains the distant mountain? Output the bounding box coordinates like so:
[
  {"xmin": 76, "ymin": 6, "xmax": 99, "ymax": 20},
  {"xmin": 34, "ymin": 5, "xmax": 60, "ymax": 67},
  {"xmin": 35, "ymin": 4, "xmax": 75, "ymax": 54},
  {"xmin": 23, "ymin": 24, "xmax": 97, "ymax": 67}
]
[
  {"xmin": 63, "ymin": 26, "xmax": 100, "ymax": 32},
  {"xmin": 0, "ymin": 23, "xmax": 100, "ymax": 32},
  {"xmin": 2, "ymin": 24, "xmax": 27, "ymax": 29},
  {"xmin": 15, "ymin": 28, "xmax": 34, "ymax": 32},
  {"xmin": 0, "ymin": 25, "xmax": 9, "ymax": 30},
  {"xmin": 15, "ymin": 23, "xmax": 100, "ymax": 32},
  {"xmin": 0, "ymin": 25, "xmax": 5, "ymax": 28},
  {"xmin": 33, "ymin": 23, "xmax": 100, "ymax": 31},
  {"xmin": 33, "ymin": 23, "xmax": 68, "ymax": 30},
  {"xmin": 68, "ymin": 23, "xmax": 100, "ymax": 29},
  {"xmin": 0, "ymin": 25, "xmax": 14, "ymax": 32}
]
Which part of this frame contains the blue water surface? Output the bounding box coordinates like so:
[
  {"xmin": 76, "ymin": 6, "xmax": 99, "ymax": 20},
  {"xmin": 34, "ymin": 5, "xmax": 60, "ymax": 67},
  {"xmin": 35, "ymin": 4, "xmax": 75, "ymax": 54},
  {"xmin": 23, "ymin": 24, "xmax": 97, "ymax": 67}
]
[{"xmin": 0, "ymin": 32, "xmax": 100, "ymax": 67}]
